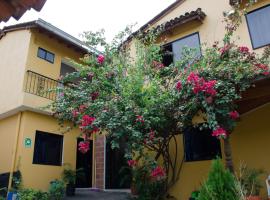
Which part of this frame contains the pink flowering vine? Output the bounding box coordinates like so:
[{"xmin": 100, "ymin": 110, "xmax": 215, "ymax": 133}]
[
  {"xmin": 238, "ymin": 46, "xmax": 249, "ymax": 54},
  {"xmin": 255, "ymin": 63, "xmax": 270, "ymax": 76},
  {"xmin": 229, "ymin": 110, "xmax": 239, "ymax": 120},
  {"xmin": 151, "ymin": 166, "xmax": 166, "ymax": 179},
  {"xmin": 127, "ymin": 160, "xmax": 137, "ymax": 167},
  {"xmin": 72, "ymin": 109, "xmax": 79, "ymax": 118},
  {"xmin": 212, "ymin": 127, "xmax": 227, "ymax": 138},
  {"xmin": 79, "ymin": 105, "xmax": 87, "ymax": 112},
  {"xmin": 81, "ymin": 115, "xmax": 96, "ymax": 127},
  {"xmin": 152, "ymin": 61, "xmax": 165, "ymax": 69},
  {"xmin": 135, "ymin": 115, "xmax": 144, "ymax": 123},
  {"xmin": 97, "ymin": 55, "xmax": 105, "ymax": 64},
  {"xmin": 187, "ymin": 72, "xmax": 217, "ymax": 96},
  {"xmin": 149, "ymin": 129, "xmax": 155, "ymax": 141},
  {"xmin": 78, "ymin": 141, "xmax": 90, "ymax": 153},
  {"xmin": 175, "ymin": 81, "xmax": 182, "ymax": 91}
]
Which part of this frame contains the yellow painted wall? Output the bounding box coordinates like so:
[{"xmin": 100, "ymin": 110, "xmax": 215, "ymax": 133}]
[
  {"xmin": 168, "ymin": 104, "xmax": 270, "ymax": 200},
  {"xmin": 129, "ymin": 0, "xmax": 270, "ymax": 58},
  {"xmin": 0, "ymin": 30, "xmax": 31, "ymax": 115},
  {"xmin": 23, "ymin": 29, "xmax": 84, "ymax": 110},
  {"xmin": 127, "ymin": 0, "xmax": 270, "ymax": 199},
  {"xmin": 0, "ymin": 114, "xmax": 19, "ymax": 173},
  {"xmin": 14, "ymin": 111, "xmax": 81, "ymax": 191}
]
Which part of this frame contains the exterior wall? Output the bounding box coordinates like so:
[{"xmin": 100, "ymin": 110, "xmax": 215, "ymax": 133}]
[
  {"xmin": 0, "ymin": 114, "xmax": 19, "ymax": 173},
  {"xmin": 0, "ymin": 30, "xmax": 31, "ymax": 115},
  {"xmin": 14, "ymin": 111, "xmax": 81, "ymax": 191},
  {"xmin": 127, "ymin": 0, "xmax": 270, "ymax": 199},
  {"xmin": 129, "ymin": 0, "xmax": 270, "ymax": 58},
  {"xmin": 169, "ymin": 104, "xmax": 270, "ymax": 200},
  {"xmin": 23, "ymin": 29, "xmax": 85, "ymax": 111}
]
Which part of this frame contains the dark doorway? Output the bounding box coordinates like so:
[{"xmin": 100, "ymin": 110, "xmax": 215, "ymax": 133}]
[
  {"xmin": 76, "ymin": 138, "xmax": 93, "ymax": 188},
  {"xmin": 105, "ymin": 139, "xmax": 131, "ymax": 189}
]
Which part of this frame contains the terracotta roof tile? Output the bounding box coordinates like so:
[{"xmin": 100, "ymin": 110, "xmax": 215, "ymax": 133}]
[{"xmin": 0, "ymin": 0, "xmax": 47, "ymax": 23}]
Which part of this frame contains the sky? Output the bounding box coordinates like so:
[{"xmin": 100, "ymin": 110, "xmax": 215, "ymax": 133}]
[{"xmin": 0, "ymin": 0, "xmax": 176, "ymax": 42}]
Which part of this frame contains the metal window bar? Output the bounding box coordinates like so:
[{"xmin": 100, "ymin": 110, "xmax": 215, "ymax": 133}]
[{"xmin": 24, "ymin": 70, "xmax": 61, "ymax": 101}]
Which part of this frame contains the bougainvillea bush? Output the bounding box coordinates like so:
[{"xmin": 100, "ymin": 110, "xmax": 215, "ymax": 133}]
[{"xmin": 50, "ymin": 6, "xmax": 270, "ymax": 199}]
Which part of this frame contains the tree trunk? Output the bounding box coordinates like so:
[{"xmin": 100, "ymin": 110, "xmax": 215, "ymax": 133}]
[{"xmin": 223, "ymin": 136, "xmax": 234, "ymax": 173}]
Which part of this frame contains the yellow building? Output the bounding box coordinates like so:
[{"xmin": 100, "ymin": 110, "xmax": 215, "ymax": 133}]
[
  {"xmin": 0, "ymin": 19, "xmax": 103, "ymax": 194},
  {"xmin": 126, "ymin": 0, "xmax": 270, "ymax": 199}
]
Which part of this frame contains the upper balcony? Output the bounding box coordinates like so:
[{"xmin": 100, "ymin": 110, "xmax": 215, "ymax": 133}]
[
  {"xmin": 24, "ymin": 70, "xmax": 59, "ymax": 101},
  {"xmin": 22, "ymin": 70, "xmax": 61, "ymax": 113}
]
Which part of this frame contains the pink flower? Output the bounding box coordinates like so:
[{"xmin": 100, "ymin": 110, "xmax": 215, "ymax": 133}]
[
  {"xmin": 91, "ymin": 126, "xmax": 100, "ymax": 134},
  {"xmin": 81, "ymin": 115, "xmax": 96, "ymax": 127},
  {"xmin": 72, "ymin": 110, "xmax": 79, "ymax": 118},
  {"xmin": 175, "ymin": 81, "xmax": 182, "ymax": 91},
  {"xmin": 79, "ymin": 105, "xmax": 87, "ymax": 112},
  {"xmin": 152, "ymin": 61, "xmax": 165, "ymax": 69},
  {"xmin": 151, "ymin": 166, "xmax": 166, "ymax": 179},
  {"xmin": 135, "ymin": 115, "xmax": 144, "ymax": 123},
  {"xmin": 187, "ymin": 72, "xmax": 200, "ymax": 84},
  {"xmin": 91, "ymin": 92, "xmax": 99, "ymax": 101},
  {"xmin": 97, "ymin": 55, "xmax": 105, "ymax": 64},
  {"xmin": 202, "ymin": 80, "xmax": 217, "ymax": 96},
  {"xmin": 255, "ymin": 63, "xmax": 269, "ymax": 76},
  {"xmin": 219, "ymin": 45, "xmax": 230, "ymax": 54},
  {"xmin": 127, "ymin": 160, "xmax": 137, "ymax": 167},
  {"xmin": 78, "ymin": 141, "xmax": 90, "ymax": 153},
  {"xmin": 187, "ymin": 72, "xmax": 217, "ymax": 96},
  {"xmin": 238, "ymin": 46, "xmax": 249, "ymax": 54},
  {"xmin": 206, "ymin": 96, "xmax": 213, "ymax": 104},
  {"xmin": 149, "ymin": 129, "xmax": 155, "ymax": 140},
  {"xmin": 212, "ymin": 127, "xmax": 227, "ymax": 138},
  {"xmin": 229, "ymin": 110, "xmax": 239, "ymax": 120}
]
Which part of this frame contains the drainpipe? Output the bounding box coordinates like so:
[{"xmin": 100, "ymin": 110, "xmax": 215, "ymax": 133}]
[{"xmin": 8, "ymin": 112, "xmax": 23, "ymax": 191}]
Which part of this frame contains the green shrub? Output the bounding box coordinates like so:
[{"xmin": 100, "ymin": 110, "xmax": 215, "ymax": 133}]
[
  {"xmin": 49, "ymin": 180, "xmax": 65, "ymax": 200},
  {"xmin": 197, "ymin": 159, "xmax": 239, "ymax": 200},
  {"xmin": 17, "ymin": 188, "xmax": 49, "ymax": 200}
]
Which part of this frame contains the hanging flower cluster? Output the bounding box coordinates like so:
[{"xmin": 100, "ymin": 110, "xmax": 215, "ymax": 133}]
[
  {"xmin": 212, "ymin": 127, "xmax": 227, "ymax": 138},
  {"xmin": 127, "ymin": 159, "xmax": 138, "ymax": 168},
  {"xmin": 151, "ymin": 166, "xmax": 166, "ymax": 180},
  {"xmin": 78, "ymin": 141, "xmax": 90, "ymax": 154},
  {"xmin": 97, "ymin": 54, "xmax": 105, "ymax": 64},
  {"xmin": 186, "ymin": 72, "xmax": 217, "ymax": 96}
]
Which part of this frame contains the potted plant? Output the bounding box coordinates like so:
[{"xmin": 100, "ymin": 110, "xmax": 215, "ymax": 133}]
[
  {"xmin": 238, "ymin": 166, "xmax": 264, "ymax": 200},
  {"xmin": 49, "ymin": 179, "xmax": 65, "ymax": 200},
  {"xmin": 62, "ymin": 165, "xmax": 84, "ymax": 196}
]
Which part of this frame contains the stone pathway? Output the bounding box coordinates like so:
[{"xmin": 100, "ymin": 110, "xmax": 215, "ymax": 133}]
[{"xmin": 64, "ymin": 190, "xmax": 130, "ymax": 200}]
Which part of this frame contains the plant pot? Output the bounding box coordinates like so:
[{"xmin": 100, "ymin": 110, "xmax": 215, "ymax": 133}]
[
  {"xmin": 66, "ymin": 183, "xmax": 76, "ymax": 196},
  {"xmin": 246, "ymin": 196, "xmax": 261, "ymax": 200},
  {"xmin": 7, "ymin": 192, "xmax": 17, "ymax": 200}
]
